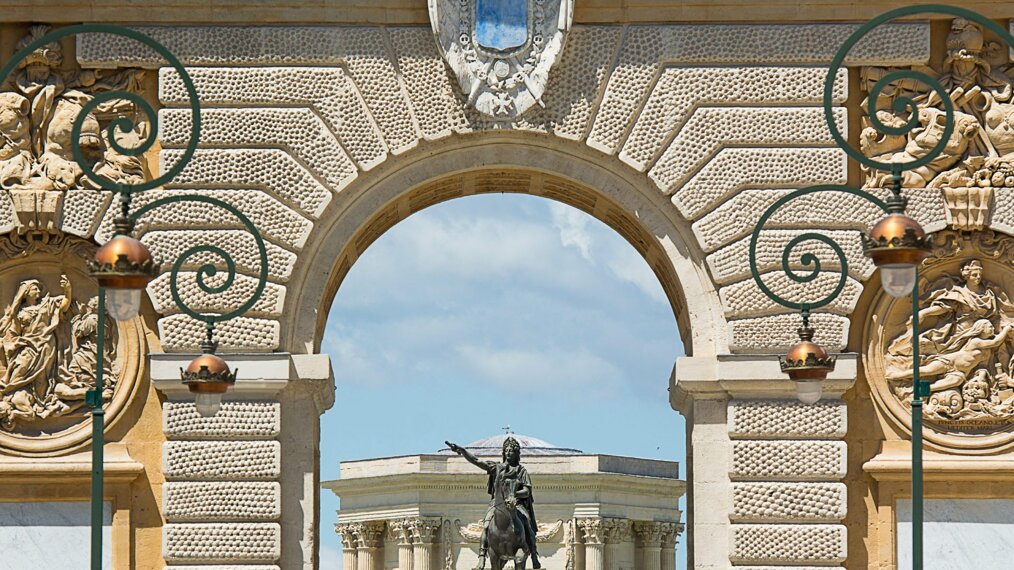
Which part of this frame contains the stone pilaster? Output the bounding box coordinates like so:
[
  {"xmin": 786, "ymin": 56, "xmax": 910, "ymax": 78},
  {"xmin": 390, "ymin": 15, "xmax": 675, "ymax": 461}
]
[
  {"xmin": 336, "ymin": 523, "xmax": 359, "ymax": 570},
  {"xmin": 603, "ymin": 519, "xmax": 629, "ymax": 570},
  {"xmin": 356, "ymin": 521, "xmax": 385, "ymax": 570},
  {"xmin": 409, "ymin": 518, "xmax": 442, "ymax": 570},
  {"xmin": 633, "ymin": 521, "xmax": 664, "ymax": 570},
  {"xmin": 152, "ymin": 352, "xmax": 333, "ymax": 570},
  {"xmin": 659, "ymin": 522, "xmax": 681, "ymax": 570}
]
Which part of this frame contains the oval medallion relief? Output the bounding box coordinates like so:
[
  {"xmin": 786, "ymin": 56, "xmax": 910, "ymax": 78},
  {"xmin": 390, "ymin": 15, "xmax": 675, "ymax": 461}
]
[
  {"xmin": 0, "ymin": 235, "xmax": 143, "ymax": 456},
  {"xmin": 865, "ymin": 230, "xmax": 1014, "ymax": 453}
]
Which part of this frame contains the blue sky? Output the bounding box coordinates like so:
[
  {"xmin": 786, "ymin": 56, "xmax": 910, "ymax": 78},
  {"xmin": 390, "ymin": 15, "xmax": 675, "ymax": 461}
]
[{"xmin": 318, "ymin": 193, "xmax": 687, "ymax": 568}]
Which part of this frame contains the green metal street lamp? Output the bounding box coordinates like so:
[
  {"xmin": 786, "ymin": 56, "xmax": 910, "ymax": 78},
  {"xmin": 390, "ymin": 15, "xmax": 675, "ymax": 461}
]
[
  {"xmin": 748, "ymin": 5, "xmax": 1014, "ymax": 570},
  {"xmin": 0, "ymin": 24, "xmax": 270, "ymax": 570}
]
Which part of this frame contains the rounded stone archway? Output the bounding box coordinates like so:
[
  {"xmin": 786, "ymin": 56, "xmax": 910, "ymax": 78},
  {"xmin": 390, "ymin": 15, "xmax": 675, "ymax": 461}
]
[{"xmin": 286, "ymin": 136, "xmax": 726, "ymax": 360}]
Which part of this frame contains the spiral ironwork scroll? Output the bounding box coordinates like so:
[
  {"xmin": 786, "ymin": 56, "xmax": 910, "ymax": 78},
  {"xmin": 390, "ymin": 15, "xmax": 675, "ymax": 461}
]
[
  {"xmin": 1, "ymin": 25, "xmax": 266, "ymax": 339},
  {"xmin": 131, "ymin": 195, "xmax": 269, "ymax": 332},
  {"xmin": 752, "ymin": 4, "xmax": 1014, "ymax": 318},
  {"xmin": 0, "ymin": 24, "xmax": 201, "ymax": 195}
]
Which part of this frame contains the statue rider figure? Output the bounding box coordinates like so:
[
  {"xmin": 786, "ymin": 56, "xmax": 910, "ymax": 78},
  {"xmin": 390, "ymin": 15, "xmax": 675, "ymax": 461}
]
[{"xmin": 446, "ymin": 437, "xmax": 541, "ymax": 569}]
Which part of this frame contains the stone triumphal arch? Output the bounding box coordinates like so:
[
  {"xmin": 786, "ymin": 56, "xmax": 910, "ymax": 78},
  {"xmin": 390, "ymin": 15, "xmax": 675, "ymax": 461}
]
[{"xmin": 3, "ymin": 1, "xmax": 1014, "ymax": 569}]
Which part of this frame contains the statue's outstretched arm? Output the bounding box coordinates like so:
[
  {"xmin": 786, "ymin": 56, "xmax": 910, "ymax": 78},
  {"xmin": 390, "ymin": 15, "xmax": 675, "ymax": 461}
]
[{"xmin": 445, "ymin": 441, "xmax": 494, "ymax": 472}]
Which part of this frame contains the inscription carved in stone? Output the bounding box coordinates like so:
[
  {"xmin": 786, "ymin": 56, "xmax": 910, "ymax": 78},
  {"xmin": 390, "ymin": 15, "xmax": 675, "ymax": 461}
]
[
  {"xmin": 0, "ymin": 25, "xmax": 147, "ymax": 234},
  {"xmin": 861, "ymin": 18, "xmax": 1014, "ymax": 231},
  {"xmin": 867, "ymin": 231, "xmax": 1014, "ymax": 449}
]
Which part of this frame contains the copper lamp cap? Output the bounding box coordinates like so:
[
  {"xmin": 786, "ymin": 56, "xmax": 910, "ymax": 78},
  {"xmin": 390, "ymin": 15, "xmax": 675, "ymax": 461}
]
[
  {"xmin": 181, "ymin": 349, "xmax": 237, "ymax": 394},
  {"xmin": 88, "ymin": 235, "xmax": 159, "ymax": 289},
  {"xmin": 862, "ymin": 213, "xmax": 931, "ymax": 267},
  {"xmin": 780, "ymin": 326, "xmax": 837, "ymax": 381}
]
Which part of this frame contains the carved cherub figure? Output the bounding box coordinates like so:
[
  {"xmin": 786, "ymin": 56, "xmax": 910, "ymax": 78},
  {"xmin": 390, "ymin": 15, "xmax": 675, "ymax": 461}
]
[{"xmin": 0, "ymin": 92, "xmax": 33, "ymax": 189}]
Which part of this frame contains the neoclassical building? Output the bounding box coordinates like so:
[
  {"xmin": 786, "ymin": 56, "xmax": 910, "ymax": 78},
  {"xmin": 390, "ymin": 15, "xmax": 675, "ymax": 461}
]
[
  {"xmin": 0, "ymin": 1, "xmax": 1013, "ymax": 569},
  {"xmin": 323, "ymin": 434, "xmax": 684, "ymax": 570}
]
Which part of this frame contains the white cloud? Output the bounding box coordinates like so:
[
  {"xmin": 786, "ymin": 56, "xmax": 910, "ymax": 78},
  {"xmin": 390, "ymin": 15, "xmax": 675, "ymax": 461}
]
[
  {"xmin": 602, "ymin": 245, "xmax": 668, "ymax": 305},
  {"xmin": 549, "ymin": 202, "xmax": 594, "ymax": 261},
  {"xmin": 320, "ymin": 544, "xmax": 342, "ymax": 569}
]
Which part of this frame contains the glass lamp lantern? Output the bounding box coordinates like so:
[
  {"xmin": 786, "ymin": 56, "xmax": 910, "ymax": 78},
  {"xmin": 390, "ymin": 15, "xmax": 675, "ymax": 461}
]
[
  {"xmin": 88, "ymin": 234, "xmax": 159, "ymax": 320},
  {"xmin": 181, "ymin": 341, "xmax": 237, "ymax": 417},
  {"xmin": 863, "ymin": 212, "xmax": 931, "ymax": 298},
  {"xmin": 780, "ymin": 325, "xmax": 837, "ymax": 404}
]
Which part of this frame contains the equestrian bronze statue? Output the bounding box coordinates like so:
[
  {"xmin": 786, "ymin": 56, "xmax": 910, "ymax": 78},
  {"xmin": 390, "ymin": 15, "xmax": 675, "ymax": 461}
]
[{"xmin": 445, "ymin": 437, "xmax": 541, "ymax": 569}]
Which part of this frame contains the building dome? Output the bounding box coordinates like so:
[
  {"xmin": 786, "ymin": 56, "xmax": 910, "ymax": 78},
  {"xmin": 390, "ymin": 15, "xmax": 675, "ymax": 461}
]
[{"xmin": 439, "ymin": 433, "xmax": 583, "ymax": 456}]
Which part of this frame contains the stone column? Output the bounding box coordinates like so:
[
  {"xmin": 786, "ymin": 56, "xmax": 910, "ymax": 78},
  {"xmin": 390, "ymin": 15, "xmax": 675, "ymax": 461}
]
[
  {"xmin": 389, "ymin": 519, "xmax": 414, "ymax": 570},
  {"xmin": 604, "ymin": 519, "xmax": 629, "ymax": 570},
  {"xmin": 660, "ymin": 523, "xmax": 682, "ymax": 570},
  {"xmin": 336, "ymin": 523, "xmax": 358, "ymax": 570},
  {"xmin": 578, "ymin": 519, "xmax": 607, "ymax": 570},
  {"xmin": 356, "ymin": 521, "xmax": 385, "ymax": 570},
  {"xmin": 634, "ymin": 522, "xmax": 664, "ymax": 570},
  {"xmin": 409, "ymin": 518, "xmax": 442, "ymax": 570}
]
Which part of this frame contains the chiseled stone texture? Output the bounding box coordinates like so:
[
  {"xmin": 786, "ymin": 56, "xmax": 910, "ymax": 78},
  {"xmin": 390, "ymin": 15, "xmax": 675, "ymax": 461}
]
[
  {"xmin": 163, "ymin": 402, "xmax": 281, "ymax": 439},
  {"xmin": 164, "ymin": 482, "xmax": 281, "ymax": 521},
  {"xmin": 60, "ymin": 190, "xmax": 111, "ymax": 238},
  {"xmin": 70, "ymin": 22, "xmax": 934, "ymax": 354},
  {"xmin": 728, "ymin": 400, "xmax": 847, "ymax": 440},
  {"xmin": 730, "ymin": 312, "xmax": 849, "ymax": 354},
  {"xmin": 730, "ymin": 524, "xmax": 847, "ymax": 564},
  {"xmin": 163, "ymin": 522, "xmax": 281, "ymax": 562},
  {"xmin": 164, "ymin": 441, "xmax": 280, "ymax": 480},
  {"xmin": 157, "ymin": 314, "xmax": 280, "ymax": 352},
  {"xmin": 160, "ymin": 66, "xmax": 388, "ymax": 170},
  {"xmin": 730, "ymin": 441, "xmax": 846, "ymax": 481},
  {"xmin": 731, "ymin": 482, "xmax": 847, "ymax": 523},
  {"xmin": 147, "ymin": 272, "xmax": 285, "ymax": 318}
]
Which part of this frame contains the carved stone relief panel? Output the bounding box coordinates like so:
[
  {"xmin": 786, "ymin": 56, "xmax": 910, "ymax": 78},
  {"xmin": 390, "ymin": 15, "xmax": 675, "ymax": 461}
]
[
  {"xmin": 860, "ymin": 18, "xmax": 1014, "ymax": 232},
  {"xmin": 0, "ymin": 25, "xmax": 147, "ymax": 235},
  {"xmin": 865, "ymin": 230, "xmax": 1014, "ymax": 452},
  {"xmin": 0, "ymin": 234, "xmax": 142, "ymax": 455},
  {"xmin": 428, "ymin": 0, "xmax": 574, "ymax": 118}
]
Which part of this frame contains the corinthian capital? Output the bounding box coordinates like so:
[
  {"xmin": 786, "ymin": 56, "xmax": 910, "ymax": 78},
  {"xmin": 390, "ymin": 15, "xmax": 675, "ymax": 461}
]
[
  {"xmin": 357, "ymin": 521, "xmax": 386, "ymax": 548},
  {"xmin": 409, "ymin": 518, "xmax": 443, "ymax": 544},
  {"xmin": 335, "ymin": 522, "xmax": 358, "ymax": 549},
  {"xmin": 388, "ymin": 518, "xmax": 414, "ymax": 545}
]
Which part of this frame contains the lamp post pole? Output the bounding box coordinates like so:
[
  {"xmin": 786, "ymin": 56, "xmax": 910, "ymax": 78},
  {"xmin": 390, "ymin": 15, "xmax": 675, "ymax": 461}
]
[
  {"xmin": 0, "ymin": 24, "xmax": 269, "ymax": 570},
  {"xmin": 910, "ymin": 280, "xmax": 923, "ymax": 570},
  {"xmin": 86, "ymin": 288, "xmax": 106, "ymax": 570}
]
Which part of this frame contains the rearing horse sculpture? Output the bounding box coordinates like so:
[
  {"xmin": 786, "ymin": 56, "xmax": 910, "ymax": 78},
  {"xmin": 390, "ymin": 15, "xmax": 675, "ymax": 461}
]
[{"xmin": 486, "ymin": 477, "xmax": 531, "ymax": 570}]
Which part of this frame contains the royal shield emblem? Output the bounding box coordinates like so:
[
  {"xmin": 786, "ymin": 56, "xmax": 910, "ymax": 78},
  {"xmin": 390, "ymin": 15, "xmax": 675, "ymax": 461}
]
[{"xmin": 428, "ymin": 0, "xmax": 574, "ymax": 119}]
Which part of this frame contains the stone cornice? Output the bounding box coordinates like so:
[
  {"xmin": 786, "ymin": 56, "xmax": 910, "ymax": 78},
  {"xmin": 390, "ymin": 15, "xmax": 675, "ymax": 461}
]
[
  {"xmin": 670, "ymin": 354, "xmax": 858, "ymax": 412},
  {"xmin": 322, "ymin": 471, "xmax": 685, "ymax": 498}
]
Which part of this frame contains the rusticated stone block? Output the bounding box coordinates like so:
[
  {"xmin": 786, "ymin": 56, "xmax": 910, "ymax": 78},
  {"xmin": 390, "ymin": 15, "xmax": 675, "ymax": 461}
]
[
  {"xmin": 163, "ymin": 402, "xmax": 280, "ymax": 439},
  {"xmin": 163, "ymin": 523, "xmax": 280, "ymax": 562},
  {"xmin": 731, "ymin": 441, "xmax": 846, "ymax": 481},
  {"xmin": 728, "ymin": 400, "xmax": 846, "ymax": 439},
  {"xmin": 164, "ymin": 482, "xmax": 281, "ymax": 521},
  {"xmin": 730, "ymin": 524, "xmax": 846, "ymax": 564},
  {"xmin": 164, "ymin": 441, "xmax": 280, "ymax": 480},
  {"xmin": 731, "ymin": 482, "xmax": 846, "ymax": 522},
  {"xmin": 158, "ymin": 315, "xmax": 280, "ymax": 352},
  {"xmin": 729, "ymin": 312, "xmax": 849, "ymax": 353}
]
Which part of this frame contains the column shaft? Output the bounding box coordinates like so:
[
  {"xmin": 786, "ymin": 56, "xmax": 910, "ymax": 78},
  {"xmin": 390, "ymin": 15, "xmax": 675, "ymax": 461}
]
[
  {"xmin": 356, "ymin": 547, "xmax": 379, "ymax": 570},
  {"xmin": 398, "ymin": 543, "xmax": 413, "ymax": 570},
  {"xmin": 661, "ymin": 541, "xmax": 676, "ymax": 570},
  {"xmin": 413, "ymin": 544, "xmax": 432, "ymax": 570},
  {"xmin": 343, "ymin": 548, "xmax": 358, "ymax": 570},
  {"xmin": 642, "ymin": 545, "xmax": 662, "ymax": 570},
  {"xmin": 585, "ymin": 542, "xmax": 605, "ymax": 570}
]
